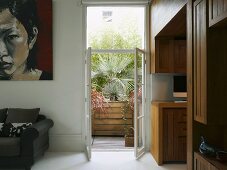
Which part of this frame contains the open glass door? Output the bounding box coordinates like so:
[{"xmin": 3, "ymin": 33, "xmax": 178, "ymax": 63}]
[
  {"xmin": 134, "ymin": 48, "xmax": 146, "ymax": 159},
  {"xmin": 85, "ymin": 47, "xmax": 92, "ymax": 160}
]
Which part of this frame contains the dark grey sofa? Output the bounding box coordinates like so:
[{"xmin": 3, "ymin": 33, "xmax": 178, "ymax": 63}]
[{"xmin": 0, "ymin": 108, "xmax": 54, "ymax": 170}]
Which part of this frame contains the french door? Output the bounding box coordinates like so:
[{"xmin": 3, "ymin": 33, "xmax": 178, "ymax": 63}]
[
  {"xmin": 85, "ymin": 47, "xmax": 92, "ymax": 160},
  {"xmin": 84, "ymin": 47, "xmax": 146, "ymax": 159},
  {"xmin": 134, "ymin": 48, "xmax": 146, "ymax": 158}
]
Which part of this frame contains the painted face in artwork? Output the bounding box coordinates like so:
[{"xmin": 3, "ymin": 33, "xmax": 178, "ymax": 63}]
[{"xmin": 0, "ymin": 9, "xmax": 37, "ymax": 79}]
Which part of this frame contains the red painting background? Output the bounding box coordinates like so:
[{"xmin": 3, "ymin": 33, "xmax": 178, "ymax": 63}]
[{"xmin": 36, "ymin": 0, "xmax": 53, "ymax": 73}]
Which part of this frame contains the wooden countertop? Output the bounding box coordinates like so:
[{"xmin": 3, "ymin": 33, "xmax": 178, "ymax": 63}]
[{"xmin": 151, "ymin": 101, "xmax": 187, "ymax": 108}]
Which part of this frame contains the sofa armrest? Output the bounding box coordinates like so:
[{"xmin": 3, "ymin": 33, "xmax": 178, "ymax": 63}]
[
  {"xmin": 20, "ymin": 119, "xmax": 54, "ymax": 156},
  {"xmin": 21, "ymin": 119, "xmax": 54, "ymax": 140},
  {"xmin": 30, "ymin": 119, "xmax": 54, "ymax": 137}
]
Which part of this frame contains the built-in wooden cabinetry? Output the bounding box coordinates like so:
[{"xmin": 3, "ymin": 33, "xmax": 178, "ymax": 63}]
[
  {"xmin": 151, "ymin": 101, "xmax": 187, "ymax": 165},
  {"xmin": 194, "ymin": 152, "xmax": 227, "ymax": 170},
  {"xmin": 193, "ymin": 0, "xmax": 227, "ymax": 125},
  {"xmin": 153, "ymin": 38, "xmax": 186, "ymax": 73},
  {"xmin": 186, "ymin": 0, "xmax": 227, "ymax": 169},
  {"xmin": 209, "ymin": 0, "xmax": 227, "ymax": 27}
]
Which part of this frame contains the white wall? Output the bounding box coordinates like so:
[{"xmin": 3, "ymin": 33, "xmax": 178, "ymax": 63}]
[{"xmin": 0, "ymin": 0, "xmax": 84, "ymax": 152}]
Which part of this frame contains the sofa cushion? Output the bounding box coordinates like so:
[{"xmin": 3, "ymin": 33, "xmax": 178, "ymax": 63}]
[
  {"xmin": 0, "ymin": 123, "xmax": 32, "ymax": 137},
  {"xmin": 6, "ymin": 108, "xmax": 40, "ymax": 123},
  {"xmin": 0, "ymin": 108, "xmax": 7, "ymax": 123},
  {"xmin": 13, "ymin": 123, "xmax": 33, "ymax": 137},
  {"xmin": 0, "ymin": 123, "xmax": 15, "ymax": 137},
  {"xmin": 0, "ymin": 137, "xmax": 20, "ymax": 156}
]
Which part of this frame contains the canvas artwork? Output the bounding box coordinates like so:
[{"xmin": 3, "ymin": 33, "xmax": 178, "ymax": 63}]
[{"xmin": 0, "ymin": 0, "xmax": 53, "ymax": 80}]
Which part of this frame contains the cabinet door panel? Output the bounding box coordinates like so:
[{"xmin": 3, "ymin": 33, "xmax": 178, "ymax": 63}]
[
  {"xmin": 194, "ymin": 152, "xmax": 220, "ymax": 170},
  {"xmin": 193, "ymin": 0, "xmax": 207, "ymax": 124},
  {"xmin": 209, "ymin": 0, "xmax": 227, "ymax": 27},
  {"xmin": 194, "ymin": 153, "xmax": 210, "ymax": 170},
  {"xmin": 174, "ymin": 40, "xmax": 186, "ymax": 73},
  {"xmin": 163, "ymin": 108, "xmax": 186, "ymax": 162},
  {"xmin": 155, "ymin": 39, "xmax": 174, "ymax": 73},
  {"xmin": 163, "ymin": 109, "xmax": 174, "ymax": 162},
  {"xmin": 174, "ymin": 136, "xmax": 186, "ymax": 161}
]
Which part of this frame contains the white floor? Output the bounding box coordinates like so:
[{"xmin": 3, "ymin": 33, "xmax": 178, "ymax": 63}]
[{"xmin": 31, "ymin": 152, "xmax": 187, "ymax": 170}]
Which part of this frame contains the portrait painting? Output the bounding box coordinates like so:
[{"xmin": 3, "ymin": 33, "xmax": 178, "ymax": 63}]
[{"xmin": 0, "ymin": 0, "xmax": 53, "ymax": 80}]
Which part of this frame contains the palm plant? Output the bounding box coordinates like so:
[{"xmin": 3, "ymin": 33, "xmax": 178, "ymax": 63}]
[
  {"xmin": 102, "ymin": 81, "xmax": 124, "ymax": 101},
  {"xmin": 91, "ymin": 53, "xmax": 134, "ymax": 101}
]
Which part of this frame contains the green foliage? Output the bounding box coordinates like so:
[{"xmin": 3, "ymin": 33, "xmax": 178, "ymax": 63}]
[
  {"xmin": 91, "ymin": 54, "xmax": 134, "ymax": 100},
  {"xmin": 89, "ymin": 23, "xmax": 142, "ymax": 101},
  {"xmin": 89, "ymin": 29, "xmax": 142, "ymax": 50}
]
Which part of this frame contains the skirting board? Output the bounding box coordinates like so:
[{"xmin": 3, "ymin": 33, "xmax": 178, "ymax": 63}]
[{"xmin": 48, "ymin": 134, "xmax": 83, "ymax": 152}]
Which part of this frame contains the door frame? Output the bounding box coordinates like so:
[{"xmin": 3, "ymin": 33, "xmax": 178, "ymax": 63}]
[{"xmin": 82, "ymin": 4, "xmax": 150, "ymax": 159}]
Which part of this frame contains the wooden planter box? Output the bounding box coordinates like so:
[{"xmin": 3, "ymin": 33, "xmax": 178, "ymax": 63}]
[{"xmin": 92, "ymin": 101, "xmax": 133, "ymax": 136}]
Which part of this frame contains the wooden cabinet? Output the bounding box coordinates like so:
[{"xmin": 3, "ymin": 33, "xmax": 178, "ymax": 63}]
[
  {"xmin": 187, "ymin": 0, "xmax": 227, "ymax": 169},
  {"xmin": 155, "ymin": 39, "xmax": 174, "ymax": 73},
  {"xmin": 194, "ymin": 152, "xmax": 219, "ymax": 170},
  {"xmin": 209, "ymin": 0, "xmax": 227, "ymax": 27},
  {"xmin": 163, "ymin": 108, "xmax": 187, "ymax": 162},
  {"xmin": 194, "ymin": 152, "xmax": 212, "ymax": 170},
  {"xmin": 153, "ymin": 39, "xmax": 186, "ymax": 73},
  {"xmin": 193, "ymin": 0, "xmax": 227, "ymax": 125},
  {"xmin": 151, "ymin": 101, "xmax": 187, "ymax": 165},
  {"xmin": 194, "ymin": 152, "xmax": 227, "ymax": 170},
  {"xmin": 174, "ymin": 40, "xmax": 186, "ymax": 73}
]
